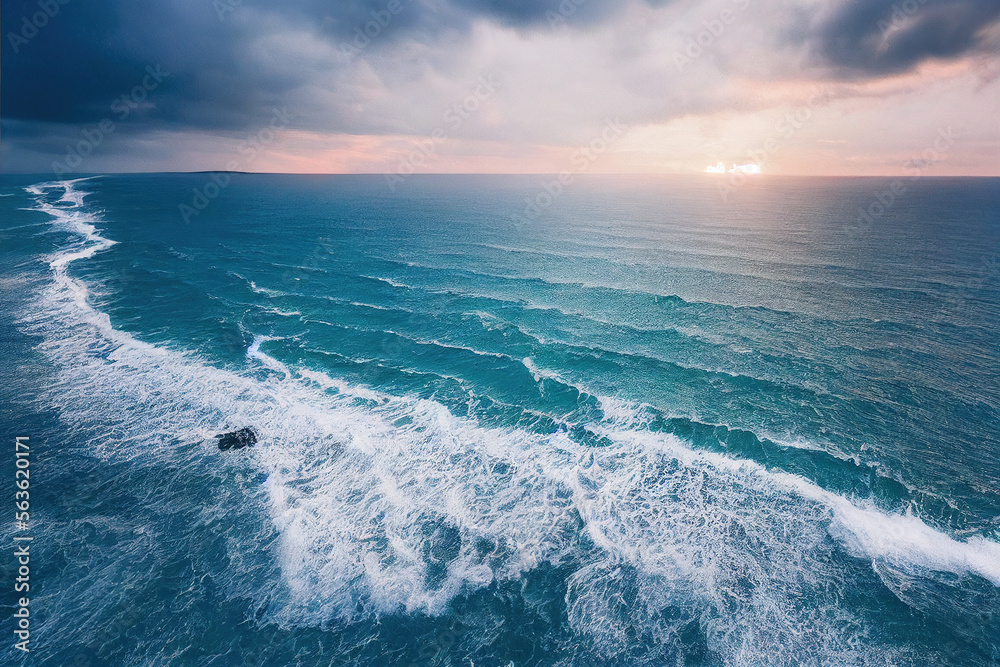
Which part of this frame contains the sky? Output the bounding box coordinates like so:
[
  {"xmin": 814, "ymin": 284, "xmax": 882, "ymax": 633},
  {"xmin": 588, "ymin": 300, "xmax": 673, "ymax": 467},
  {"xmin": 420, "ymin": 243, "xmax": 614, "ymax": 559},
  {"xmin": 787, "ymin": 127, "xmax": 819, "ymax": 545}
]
[{"xmin": 2, "ymin": 0, "xmax": 999, "ymax": 176}]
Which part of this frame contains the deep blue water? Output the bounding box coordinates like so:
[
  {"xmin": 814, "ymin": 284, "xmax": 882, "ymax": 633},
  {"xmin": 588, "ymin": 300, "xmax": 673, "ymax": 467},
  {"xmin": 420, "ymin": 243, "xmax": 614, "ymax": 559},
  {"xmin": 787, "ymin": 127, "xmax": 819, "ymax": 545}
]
[{"xmin": 0, "ymin": 173, "xmax": 998, "ymax": 666}]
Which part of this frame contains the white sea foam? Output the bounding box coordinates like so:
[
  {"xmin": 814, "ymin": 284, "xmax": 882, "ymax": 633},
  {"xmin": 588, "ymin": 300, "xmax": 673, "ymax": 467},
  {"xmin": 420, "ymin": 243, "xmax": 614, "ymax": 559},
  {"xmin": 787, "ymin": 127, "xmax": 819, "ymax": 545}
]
[
  {"xmin": 249, "ymin": 281, "xmax": 287, "ymax": 298},
  {"xmin": 247, "ymin": 335, "xmax": 291, "ymax": 378},
  {"xmin": 362, "ymin": 275, "xmax": 412, "ymax": 289},
  {"xmin": 17, "ymin": 178, "xmax": 998, "ymax": 665},
  {"xmin": 379, "ymin": 329, "xmax": 513, "ymax": 362},
  {"xmin": 230, "ymin": 271, "xmax": 290, "ymax": 298},
  {"xmin": 521, "ymin": 357, "xmax": 596, "ymax": 404},
  {"xmin": 297, "ymin": 367, "xmax": 383, "ymax": 402},
  {"xmin": 261, "ymin": 306, "xmax": 301, "ymax": 317}
]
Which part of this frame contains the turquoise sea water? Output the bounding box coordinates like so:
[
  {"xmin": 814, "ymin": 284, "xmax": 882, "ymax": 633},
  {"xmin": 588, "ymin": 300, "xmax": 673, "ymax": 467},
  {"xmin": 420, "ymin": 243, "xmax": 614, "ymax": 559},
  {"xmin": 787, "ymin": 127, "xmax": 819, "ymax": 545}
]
[{"xmin": 1, "ymin": 173, "xmax": 998, "ymax": 666}]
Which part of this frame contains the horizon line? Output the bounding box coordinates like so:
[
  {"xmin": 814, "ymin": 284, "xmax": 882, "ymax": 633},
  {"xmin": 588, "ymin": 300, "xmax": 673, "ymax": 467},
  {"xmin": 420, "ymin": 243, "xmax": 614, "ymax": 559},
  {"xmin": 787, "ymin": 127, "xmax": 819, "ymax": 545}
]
[{"xmin": 2, "ymin": 171, "xmax": 998, "ymax": 178}]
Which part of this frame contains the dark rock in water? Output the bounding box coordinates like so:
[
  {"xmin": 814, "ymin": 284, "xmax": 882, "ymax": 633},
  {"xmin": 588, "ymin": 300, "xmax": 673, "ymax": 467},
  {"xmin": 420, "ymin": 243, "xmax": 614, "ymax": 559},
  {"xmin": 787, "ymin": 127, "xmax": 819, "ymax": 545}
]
[{"xmin": 216, "ymin": 427, "xmax": 258, "ymax": 451}]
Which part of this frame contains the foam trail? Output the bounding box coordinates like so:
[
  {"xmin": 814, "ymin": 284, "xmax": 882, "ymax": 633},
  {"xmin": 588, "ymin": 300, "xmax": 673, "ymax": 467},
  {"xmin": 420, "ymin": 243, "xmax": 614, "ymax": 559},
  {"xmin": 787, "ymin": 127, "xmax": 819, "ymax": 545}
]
[
  {"xmin": 25, "ymin": 181, "xmax": 118, "ymax": 327},
  {"xmin": 598, "ymin": 427, "xmax": 1000, "ymax": 586},
  {"xmin": 247, "ymin": 335, "xmax": 291, "ymax": 378},
  {"xmin": 297, "ymin": 367, "xmax": 383, "ymax": 402},
  {"xmin": 250, "ymin": 280, "xmax": 286, "ymax": 298},
  {"xmin": 522, "ymin": 356, "xmax": 592, "ymax": 397},
  {"xmin": 362, "ymin": 275, "xmax": 412, "ymax": 289}
]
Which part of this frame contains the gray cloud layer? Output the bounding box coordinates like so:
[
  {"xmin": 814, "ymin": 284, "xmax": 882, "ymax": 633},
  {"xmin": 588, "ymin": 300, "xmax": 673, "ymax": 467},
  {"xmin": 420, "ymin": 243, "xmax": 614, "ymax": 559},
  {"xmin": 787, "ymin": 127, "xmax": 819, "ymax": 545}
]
[{"xmin": 2, "ymin": 0, "xmax": 998, "ymax": 170}]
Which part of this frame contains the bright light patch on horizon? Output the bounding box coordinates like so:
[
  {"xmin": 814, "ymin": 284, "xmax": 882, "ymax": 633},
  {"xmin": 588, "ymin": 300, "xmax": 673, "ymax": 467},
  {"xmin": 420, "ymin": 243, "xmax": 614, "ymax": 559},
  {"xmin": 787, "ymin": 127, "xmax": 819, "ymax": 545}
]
[{"xmin": 705, "ymin": 162, "xmax": 762, "ymax": 175}]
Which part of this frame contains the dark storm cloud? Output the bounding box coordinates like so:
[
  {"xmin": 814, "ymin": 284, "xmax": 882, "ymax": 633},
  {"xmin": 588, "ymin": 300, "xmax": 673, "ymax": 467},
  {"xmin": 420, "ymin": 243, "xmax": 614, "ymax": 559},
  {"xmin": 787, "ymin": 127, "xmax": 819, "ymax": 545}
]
[
  {"xmin": 1, "ymin": 1, "xmax": 308, "ymax": 130},
  {"xmin": 804, "ymin": 0, "xmax": 1000, "ymax": 77},
  {"xmin": 453, "ymin": 0, "xmax": 620, "ymax": 26},
  {"xmin": 1, "ymin": 0, "xmax": 631, "ymax": 132}
]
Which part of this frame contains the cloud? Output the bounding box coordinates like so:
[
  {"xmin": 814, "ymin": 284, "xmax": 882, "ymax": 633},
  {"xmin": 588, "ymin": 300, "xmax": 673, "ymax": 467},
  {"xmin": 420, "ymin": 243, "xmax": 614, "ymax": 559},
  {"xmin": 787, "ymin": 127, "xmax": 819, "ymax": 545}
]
[
  {"xmin": 0, "ymin": 0, "xmax": 678, "ymax": 139},
  {"xmin": 1, "ymin": 0, "xmax": 998, "ymax": 174},
  {"xmin": 803, "ymin": 0, "xmax": 1000, "ymax": 77},
  {"xmin": 0, "ymin": 0, "xmax": 641, "ymax": 129}
]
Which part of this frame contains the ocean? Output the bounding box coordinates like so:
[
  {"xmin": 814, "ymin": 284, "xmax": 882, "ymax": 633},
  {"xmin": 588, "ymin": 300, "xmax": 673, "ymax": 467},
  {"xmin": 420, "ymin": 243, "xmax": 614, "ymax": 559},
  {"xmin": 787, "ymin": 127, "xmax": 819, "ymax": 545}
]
[{"xmin": 0, "ymin": 173, "xmax": 997, "ymax": 666}]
